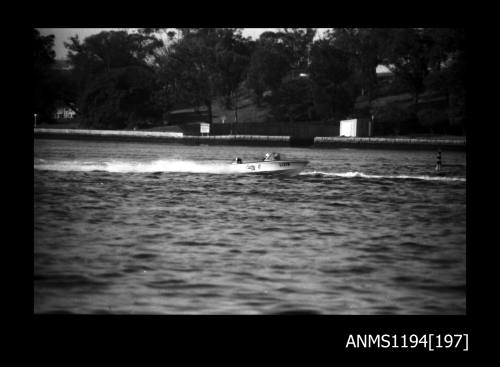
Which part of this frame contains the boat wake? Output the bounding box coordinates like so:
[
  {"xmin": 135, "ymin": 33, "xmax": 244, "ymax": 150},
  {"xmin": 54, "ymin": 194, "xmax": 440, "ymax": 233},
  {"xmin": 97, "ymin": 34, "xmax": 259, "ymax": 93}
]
[
  {"xmin": 300, "ymin": 171, "xmax": 466, "ymax": 182},
  {"xmin": 34, "ymin": 159, "xmax": 240, "ymax": 174},
  {"xmin": 34, "ymin": 160, "xmax": 466, "ymax": 182}
]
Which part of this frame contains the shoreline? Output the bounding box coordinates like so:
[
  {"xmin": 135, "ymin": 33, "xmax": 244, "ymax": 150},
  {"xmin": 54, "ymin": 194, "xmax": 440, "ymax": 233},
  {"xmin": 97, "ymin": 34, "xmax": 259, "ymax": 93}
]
[{"xmin": 34, "ymin": 128, "xmax": 466, "ymax": 151}]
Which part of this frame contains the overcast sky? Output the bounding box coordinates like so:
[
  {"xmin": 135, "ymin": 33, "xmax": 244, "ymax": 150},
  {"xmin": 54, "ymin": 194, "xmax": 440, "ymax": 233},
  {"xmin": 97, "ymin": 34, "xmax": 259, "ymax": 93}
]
[{"xmin": 37, "ymin": 28, "xmax": 330, "ymax": 59}]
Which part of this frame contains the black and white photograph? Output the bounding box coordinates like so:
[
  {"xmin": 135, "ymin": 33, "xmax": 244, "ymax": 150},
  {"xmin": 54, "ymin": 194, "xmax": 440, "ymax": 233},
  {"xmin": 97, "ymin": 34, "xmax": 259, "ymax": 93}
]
[{"xmin": 33, "ymin": 27, "xmax": 466, "ymax": 317}]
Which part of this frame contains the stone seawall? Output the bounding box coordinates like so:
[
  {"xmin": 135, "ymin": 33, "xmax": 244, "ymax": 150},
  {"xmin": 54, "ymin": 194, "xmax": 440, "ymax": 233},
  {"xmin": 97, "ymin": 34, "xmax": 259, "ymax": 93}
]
[
  {"xmin": 313, "ymin": 136, "xmax": 466, "ymax": 151},
  {"xmin": 34, "ymin": 128, "xmax": 290, "ymax": 146},
  {"xmin": 34, "ymin": 128, "xmax": 466, "ymax": 150}
]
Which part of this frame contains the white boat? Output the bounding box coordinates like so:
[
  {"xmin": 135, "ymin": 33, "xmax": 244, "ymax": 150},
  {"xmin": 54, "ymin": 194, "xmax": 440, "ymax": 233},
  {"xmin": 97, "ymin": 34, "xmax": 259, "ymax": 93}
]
[{"xmin": 229, "ymin": 152, "xmax": 308, "ymax": 175}]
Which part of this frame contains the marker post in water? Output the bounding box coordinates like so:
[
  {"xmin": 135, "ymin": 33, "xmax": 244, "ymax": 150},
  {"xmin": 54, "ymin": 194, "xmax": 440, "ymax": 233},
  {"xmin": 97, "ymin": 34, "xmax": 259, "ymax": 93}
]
[{"xmin": 435, "ymin": 148, "xmax": 442, "ymax": 172}]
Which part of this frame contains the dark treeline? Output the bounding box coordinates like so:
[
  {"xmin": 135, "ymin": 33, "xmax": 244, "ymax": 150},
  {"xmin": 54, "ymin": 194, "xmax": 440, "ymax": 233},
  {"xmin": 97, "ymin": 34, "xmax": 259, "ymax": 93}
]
[{"xmin": 33, "ymin": 28, "xmax": 466, "ymax": 135}]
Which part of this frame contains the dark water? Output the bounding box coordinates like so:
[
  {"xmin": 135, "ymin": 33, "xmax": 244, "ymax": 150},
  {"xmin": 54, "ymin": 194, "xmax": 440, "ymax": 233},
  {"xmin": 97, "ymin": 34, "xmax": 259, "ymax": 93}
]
[{"xmin": 34, "ymin": 139, "xmax": 466, "ymax": 314}]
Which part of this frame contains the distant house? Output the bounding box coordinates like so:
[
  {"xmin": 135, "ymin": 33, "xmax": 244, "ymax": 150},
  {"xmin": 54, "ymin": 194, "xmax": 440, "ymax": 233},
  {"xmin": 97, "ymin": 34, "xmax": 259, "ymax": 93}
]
[
  {"xmin": 54, "ymin": 106, "xmax": 76, "ymax": 120},
  {"xmin": 376, "ymin": 64, "xmax": 393, "ymax": 77}
]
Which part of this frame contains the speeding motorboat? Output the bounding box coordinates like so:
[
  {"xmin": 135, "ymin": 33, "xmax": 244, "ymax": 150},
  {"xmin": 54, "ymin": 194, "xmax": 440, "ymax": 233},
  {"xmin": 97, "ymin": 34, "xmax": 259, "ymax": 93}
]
[{"xmin": 230, "ymin": 152, "xmax": 308, "ymax": 175}]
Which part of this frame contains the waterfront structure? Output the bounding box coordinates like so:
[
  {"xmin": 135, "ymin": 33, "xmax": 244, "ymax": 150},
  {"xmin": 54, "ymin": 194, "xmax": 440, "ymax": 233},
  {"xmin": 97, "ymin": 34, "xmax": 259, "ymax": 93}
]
[
  {"xmin": 54, "ymin": 106, "xmax": 76, "ymax": 120},
  {"xmin": 340, "ymin": 118, "xmax": 373, "ymax": 137}
]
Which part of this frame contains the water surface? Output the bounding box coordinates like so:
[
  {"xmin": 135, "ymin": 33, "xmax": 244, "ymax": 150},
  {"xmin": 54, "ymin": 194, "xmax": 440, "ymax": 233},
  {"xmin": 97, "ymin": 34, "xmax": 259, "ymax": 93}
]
[{"xmin": 34, "ymin": 139, "xmax": 466, "ymax": 314}]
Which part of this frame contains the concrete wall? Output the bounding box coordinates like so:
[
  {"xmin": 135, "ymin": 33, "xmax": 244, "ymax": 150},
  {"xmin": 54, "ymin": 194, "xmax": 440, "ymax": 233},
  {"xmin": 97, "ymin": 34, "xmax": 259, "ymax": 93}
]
[
  {"xmin": 314, "ymin": 136, "xmax": 466, "ymax": 151},
  {"xmin": 34, "ymin": 128, "xmax": 290, "ymax": 147},
  {"xmin": 34, "ymin": 128, "xmax": 466, "ymax": 151},
  {"xmin": 210, "ymin": 122, "xmax": 339, "ymax": 138}
]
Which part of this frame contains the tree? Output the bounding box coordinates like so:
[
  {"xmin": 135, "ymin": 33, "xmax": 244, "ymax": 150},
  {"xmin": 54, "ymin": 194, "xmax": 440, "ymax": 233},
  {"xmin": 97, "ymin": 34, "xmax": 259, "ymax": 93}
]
[
  {"xmin": 424, "ymin": 28, "xmax": 466, "ymax": 134},
  {"xmin": 163, "ymin": 28, "xmax": 218, "ymax": 123},
  {"xmin": 79, "ymin": 66, "xmax": 162, "ymax": 129},
  {"xmin": 279, "ymin": 28, "xmax": 317, "ymax": 71},
  {"xmin": 309, "ymin": 39, "xmax": 356, "ymax": 121},
  {"xmin": 51, "ymin": 66, "xmax": 79, "ymax": 115},
  {"xmin": 246, "ymin": 29, "xmax": 316, "ymax": 102},
  {"xmin": 246, "ymin": 36, "xmax": 290, "ymax": 106},
  {"xmin": 158, "ymin": 28, "xmax": 253, "ymax": 124},
  {"xmin": 65, "ymin": 30, "xmax": 164, "ymax": 128},
  {"xmin": 65, "ymin": 30, "xmax": 162, "ymax": 86},
  {"xmin": 33, "ymin": 29, "xmax": 56, "ymax": 123},
  {"xmin": 328, "ymin": 28, "xmax": 390, "ymax": 102},
  {"xmin": 214, "ymin": 29, "xmax": 252, "ymax": 123},
  {"xmin": 270, "ymin": 77, "xmax": 314, "ymax": 122},
  {"xmin": 381, "ymin": 28, "xmax": 434, "ymax": 110}
]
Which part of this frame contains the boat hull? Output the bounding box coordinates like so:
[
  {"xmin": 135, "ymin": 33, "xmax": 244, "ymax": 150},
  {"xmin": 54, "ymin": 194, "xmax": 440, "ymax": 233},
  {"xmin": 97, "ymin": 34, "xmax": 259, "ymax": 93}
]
[{"xmin": 230, "ymin": 160, "xmax": 309, "ymax": 175}]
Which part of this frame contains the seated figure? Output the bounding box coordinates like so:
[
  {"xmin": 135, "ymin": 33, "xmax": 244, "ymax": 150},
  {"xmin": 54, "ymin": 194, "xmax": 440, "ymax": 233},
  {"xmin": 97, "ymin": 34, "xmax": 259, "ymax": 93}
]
[{"xmin": 263, "ymin": 152, "xmax": 280, "ymax": 161}]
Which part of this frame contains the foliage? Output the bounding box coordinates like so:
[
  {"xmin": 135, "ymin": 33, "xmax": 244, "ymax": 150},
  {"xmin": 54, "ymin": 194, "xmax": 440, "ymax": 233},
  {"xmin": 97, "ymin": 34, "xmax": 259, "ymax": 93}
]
[
  {"xmin": 246, "ymin": 29, "xmax": 316, "ymax": 107},
  {"xmin": 157, "ymin": 28, "xmax": 253, "ymax": 123},
  {"xmin": 33, "ymin": 29, "xmax": 56, "ymax": 123},
  {"xmin": 424, "ymin": 28, "xmax": 466, "ymax": 132},
  {"xmin": 65, "ymin": 30, "xmax": 164, "ymax": 128},
  {"xmin": 33, "ymin": 27, "xmax": 466, "ymax": 135},
  {"xmin": 79, "ymin": 66, "xmax": 162, "ymax": 129},
  {"xmin": 327, "ymin": 28, "xmax": 391, "ymax": 102},
  {"xmin": 309, "ymin": 39, "xmax": 357, "ymax": 121},
  {"xmin": 417, "ymin": 106, "xmax": 449, "ymax": 133},
  {"xmin": 270, "ymin": 78, "xmax": 314, "ymax": 122},
  {"xmin": 380, "ymin": 28, "xmax": 434, "ymax": 105},
  {"xmin": 246, "ymin": 40, "xmax": 290, "ymax": 105},
  {"xmin": 371, "ymin": 104, "xmax": 416, "ymax": 135},
  {"xmin": 161, "ymin": 29, "xmax": 219, "ymax": 122},
  {"xmin": 278, "ymin": 28, "xmax": 316, "ymax": 70},
  {"xmin": 214, "ymin": 29, "xmax": 252, "ymax": 112}
]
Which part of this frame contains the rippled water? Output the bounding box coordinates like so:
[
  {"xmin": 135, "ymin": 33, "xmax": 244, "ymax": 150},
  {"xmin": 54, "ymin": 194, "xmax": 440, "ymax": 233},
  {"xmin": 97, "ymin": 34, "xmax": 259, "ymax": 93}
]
[{"xmin": 34, "ymin": 139, "xmax": 466, "ymax": 314}]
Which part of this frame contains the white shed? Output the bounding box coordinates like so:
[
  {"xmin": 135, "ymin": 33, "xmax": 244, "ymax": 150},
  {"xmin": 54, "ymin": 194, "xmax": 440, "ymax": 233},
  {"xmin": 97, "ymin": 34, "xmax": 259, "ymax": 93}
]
[{"xmin": 339, "ymin": 118, "xmax": 373, "ymax": 137}]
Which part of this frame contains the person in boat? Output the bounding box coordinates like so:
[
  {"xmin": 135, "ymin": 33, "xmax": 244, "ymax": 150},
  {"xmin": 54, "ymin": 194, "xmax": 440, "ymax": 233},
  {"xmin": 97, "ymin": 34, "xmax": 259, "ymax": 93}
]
[
  {"xmin": 263, "ymin": 152, "xmax": 281, "ymax": 161},
  {"xmin": 233, "ymin": 157, "xmax": 242, "ymax": 164}
]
